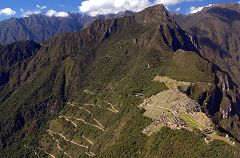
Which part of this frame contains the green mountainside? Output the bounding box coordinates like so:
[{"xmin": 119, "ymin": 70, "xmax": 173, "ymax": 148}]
[
  {"xmin": 0, "ymin": 4, "xmax": 240, "ymax": 158},
  {"xmin": 172, "ymin": 3, "xmax": 240, "ymax": 141},
  {"xmin": 173, "ymin": 3, "xmax": 240, "ymax": 85}
]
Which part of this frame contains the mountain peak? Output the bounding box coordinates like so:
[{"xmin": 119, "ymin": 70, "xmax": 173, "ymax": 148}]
[
  {"xmin": 136, "ymin": 4, "xmax": 169, "ymax": 24},
  {"xmin": 143, "ymin": 4, "xmax": 167, "ymax": 12}
]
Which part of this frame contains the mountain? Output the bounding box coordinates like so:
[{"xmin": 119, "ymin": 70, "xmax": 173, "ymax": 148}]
[
  {"xmin": 0, "ymin": 41, "xmax": 40, "ymax": 88},
  {"xmin": 172, "ymin": 3, "xmax": 240, "ymax": 140},
  {"xmin": 93, "ymin": 10, "xmax": 134, "ymax": 21},
  {"xmin": 0, "ymin": 13, "xmax": 91, "ymax": 45},
  {"xmin": 173, "ymin": 3, "xmax": 240, "ymax": 86},
  {"xmin": 0, "ymin": 4, "xmax": 240, "ymax": 158},
  {"xmin": 0, "ymin": 11, "xmax": 134, "ymax": 45}
]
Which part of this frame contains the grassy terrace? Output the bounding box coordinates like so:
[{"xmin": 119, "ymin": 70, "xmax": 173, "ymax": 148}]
[
  {"xmin": 179, "ymin": 112, "xmax": 204, "ymax": 130},
  {"xmin": 179, "ymin": 113, "xmax": 237, "ymax": 146}
]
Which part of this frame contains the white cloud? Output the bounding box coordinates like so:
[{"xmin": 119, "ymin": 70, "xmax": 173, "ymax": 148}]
[
  {"xmin": 36, "ymin": 4, "xmax": 47, "ymax": 10},
  {"xmin": 21, "ymin": 5, "xmax": 47, "ymax": 17},
  {"xmin": 46, "ymin": 10, "xmax": 69, "ymax": 17},
  {"xmin": 79, "ymin": 0, "xmax": 199, "ymax": 16},
  {"xmin": 21, "ymin": 5, "xmax": 68, "ymax": 18},
  {"xmin": 20, "ymin": 8, "xmax": 41, "ymax": 17},
  {"xmin": 188, "ymin": 4, "xmax": 213, "ymax": 14},
  {"xmin": 176, "ymin": 7, "xmax": 181, "ymax": 11},
  {"xmin": 238, "ymin": 1, "xmax": 240, "ymax": 4},
  {"xmin": 79, "ymin": 0, "xmax": 150, "ymax": 16},
  {"xmin": 0, "ymin": 8, "xmax": 16, "ymax": 16}
]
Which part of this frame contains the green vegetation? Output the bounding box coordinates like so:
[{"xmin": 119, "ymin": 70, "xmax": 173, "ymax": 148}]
[
  {"xmin": 166, "ymin": 50, "xmax": 213, "ymax": 83},
  {"xmin": 144, "ymin": 127, "xmax": 238, "ymax": 158},
  {"xmin": 180, "ymin": 112, "xmax": 204, "ymax": 129},
  {"xmin": 207, "ymin": 133, "xmax": 236, "ymax": 146},
  {"xmin": 0, "ymin": 6, "xmax": 239, "ymax": 158}
]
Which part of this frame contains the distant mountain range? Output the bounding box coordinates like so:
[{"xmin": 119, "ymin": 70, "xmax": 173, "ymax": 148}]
[
  {"xmin": 0, "ymin": 3, "xmax": 240, "ymax": 158},
  {"xmin": 0, "ymin": 11, "xmax": 134, "ymax": 45},
  {"xmin": 0, "ymin": 13, "xmax": 91, "ymax": 45}
]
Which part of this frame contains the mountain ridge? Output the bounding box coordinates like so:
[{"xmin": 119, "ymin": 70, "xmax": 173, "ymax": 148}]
[{"xmin": 0, "ymin": 10, "xmax": 135, "ymax": 45}]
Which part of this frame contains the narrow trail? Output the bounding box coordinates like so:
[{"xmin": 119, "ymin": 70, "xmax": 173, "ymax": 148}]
[
  {"xmin": 47, "ymin": 129, "xmax": 97, "ymax": 157},
  {"xmin": 72, "ymin": 117, "xmax": 106, "ymax": 131},
  {"xmin": 84, "ymin": 103, "xmax": 98, "ymax": 107},
  {"xmin": 47, "ymin": 129, "xmax": 89, "ymax": 149},
  {"xmin": 104, "ymin": 101, "xmax": 119, "ymax": 113},
  {"xmin": 82, "ymin": 135, "xmax": 94, "ymax": 145},
  {"xmin": 68, "ymin": 103, "xmax": 92, "ymax": 114},
  {"xmin": 85, "ymin": 151, "xmax": 96, "ymax": 157},
  {"xmin": 36, "ymin": 147, "xmax": 56, "ymax": 158},
  {"xmin": 93, "ymin": 118, "xmax": 105, "ymax": 129},
  {"xmin": 82, "ymin": 101, "xmax": 119, "ymax": 113},
  {"xmin": 84, "ymin": 103, "xmax": 102, "ymax": 108},
  {"xmin": 45, "ymin": 101, "xmax": 117, "ymax": 157},
  {"xmin": 106, "ymin": 107, "xmax": 118, "ymax": 113},
  {"xmin": 57, "ymin": 144, "xmax": 73, "ymax": 158},
  {"xmin": 59, "ymin": 115, "xmax": 105, "ymax": 131},
  {"xmin": 47, "ymin": 130, "xmax": 73, "ymax": 158},
  {"xmin": 24, "ymin": 145, "xmax": 40, "ymax": 158},
  {"xmin": 59, "ymin": 116, "xmax": 77, "ymax": 127}
]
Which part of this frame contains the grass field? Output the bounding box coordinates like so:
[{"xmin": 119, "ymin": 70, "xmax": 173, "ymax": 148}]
[
  {"xmin": 153, "ymin": 76, "xmax": 192, "ymax": 90},
  {"xmin": 179, "ymin": 112, "xmax": 204, "ymax": 130},
  {"xmin": 143, "ymin": 122, "xmax": 165, "ymax": 136},
  {"xmin": 179, "ymin": 113, "xmax": 237, "ymax": 146},
  {"xmin": 143, "ymin": 105, "xmax": 172, "ymax": 120}
]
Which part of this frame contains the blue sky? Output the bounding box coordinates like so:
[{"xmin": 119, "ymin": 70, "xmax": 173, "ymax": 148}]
[{"xmin": 0, "ymin": 0, "xmax": 239, "ymax": 20}]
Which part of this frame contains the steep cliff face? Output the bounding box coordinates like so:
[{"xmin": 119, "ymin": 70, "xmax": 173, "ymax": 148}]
[
  {"xmin": 135, "ymin": 5, "xmax": 196, "ymax": 52},
  {"xmin": 0, "ymin": 41, "xmax": 41, "ymax": 67},
  {"xmin": 0, "ymin": 41, "xmax": 41, "ymax": 89},
  {"xmin": 172, "ymin": 3, "xmax": 240, "ymax": 140},
  {"xmin": 186, "ymin": 69, "xmax": 240, "ymax": 140},
  {"xmin": 205, "ymin": 72, "xmax": 240, "ymax": 138},
  {"xmin": 173, "ymin": 3, "xmax": 240, "ymax": 86}
]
